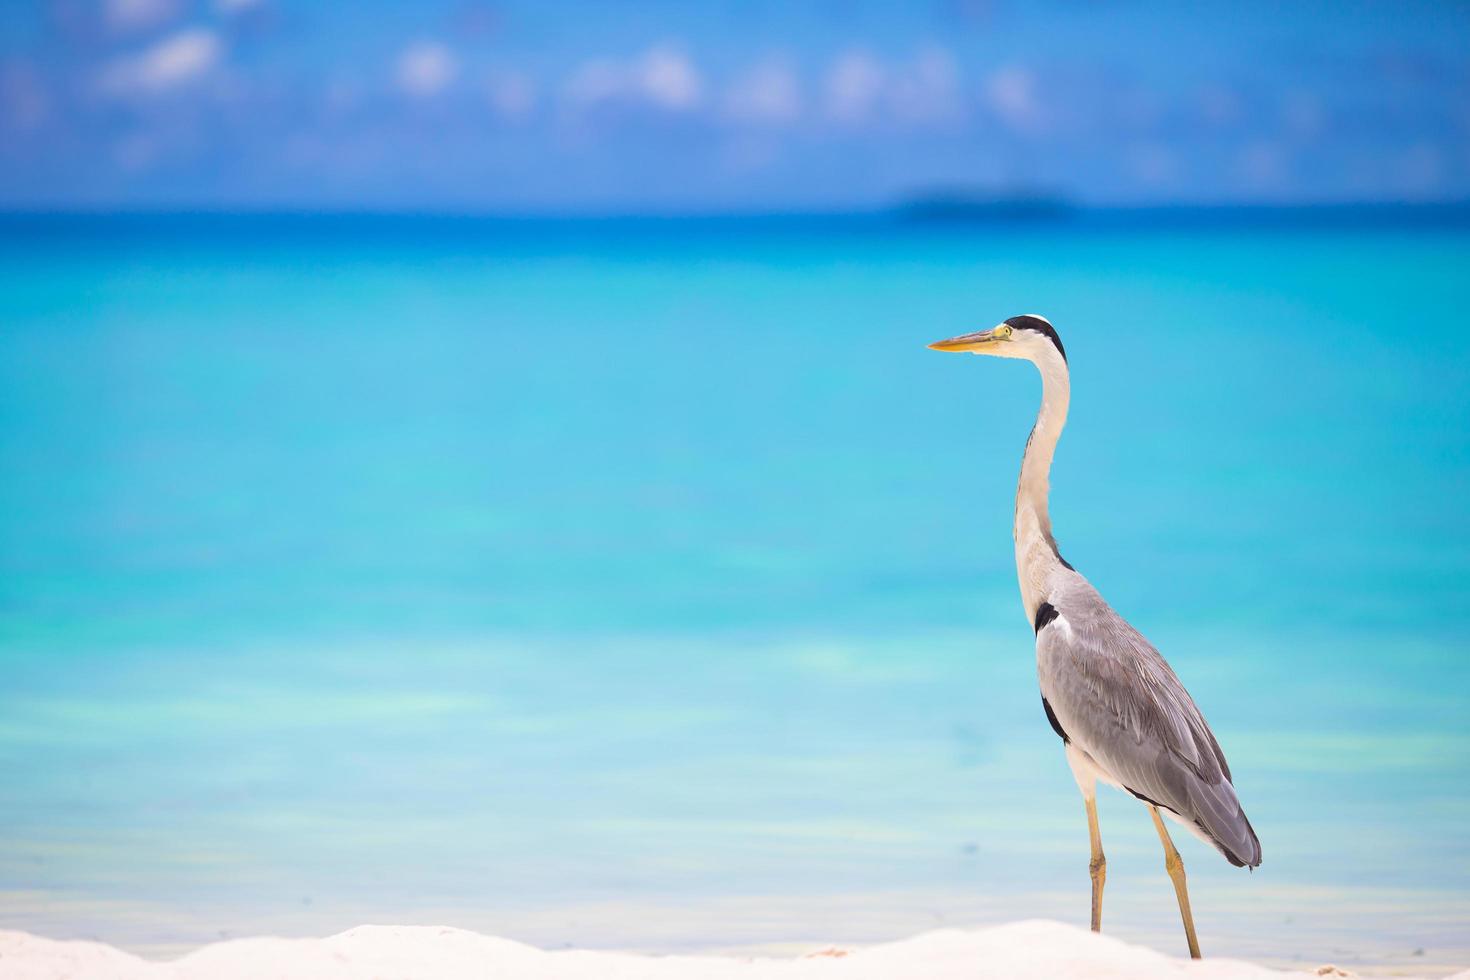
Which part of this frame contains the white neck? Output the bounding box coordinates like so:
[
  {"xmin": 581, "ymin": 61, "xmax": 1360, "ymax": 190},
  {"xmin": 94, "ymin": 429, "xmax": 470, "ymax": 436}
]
[{"xmin": 1014, "ymin": 348, "xmax": 1072, "ymax": 621}]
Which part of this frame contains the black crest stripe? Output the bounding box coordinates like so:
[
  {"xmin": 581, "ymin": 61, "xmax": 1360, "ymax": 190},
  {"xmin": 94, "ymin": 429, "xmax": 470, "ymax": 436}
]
[{"xmin": 1005, "ymin": 315, "xmax": 1067, "ymax": 363}]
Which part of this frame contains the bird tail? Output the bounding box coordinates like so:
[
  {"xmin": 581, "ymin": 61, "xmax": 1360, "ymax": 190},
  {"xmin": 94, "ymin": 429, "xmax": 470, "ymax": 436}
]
[{"xmin": 1184, "ymin": 777, "xmax": 1261, "ymax": 868}]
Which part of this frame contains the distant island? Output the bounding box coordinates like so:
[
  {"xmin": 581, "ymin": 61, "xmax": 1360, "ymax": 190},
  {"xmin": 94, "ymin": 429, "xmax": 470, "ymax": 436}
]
[
  {"xmin": 892, "ymin": 189, "xmax": 1077, "ymax": 223},
  {"xmin": 888, "ymin": 192, "xmax": 1470, "ymax": 227}
]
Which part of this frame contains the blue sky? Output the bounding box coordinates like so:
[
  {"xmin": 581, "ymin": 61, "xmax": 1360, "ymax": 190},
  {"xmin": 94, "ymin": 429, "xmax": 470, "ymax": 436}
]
[{"xmin": 1, "ymin": 0, "xmax": 1468, "ymax": 210}]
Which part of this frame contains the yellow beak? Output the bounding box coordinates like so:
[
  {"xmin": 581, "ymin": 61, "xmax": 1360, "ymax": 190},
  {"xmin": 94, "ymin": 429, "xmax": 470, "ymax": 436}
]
[{"xmin": 927, "ymin": 327, "xmax": 1001, "ymax": 352}]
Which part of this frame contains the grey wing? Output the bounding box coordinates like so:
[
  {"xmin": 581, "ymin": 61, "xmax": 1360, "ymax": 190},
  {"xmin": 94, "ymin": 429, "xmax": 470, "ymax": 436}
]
[{"xmin": 1036, "ymin": 588, "xmax": 1262, "ymax": 868}]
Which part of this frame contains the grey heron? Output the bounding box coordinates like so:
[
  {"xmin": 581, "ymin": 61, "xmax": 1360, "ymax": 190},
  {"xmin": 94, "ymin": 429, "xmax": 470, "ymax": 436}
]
[{"xmin": 928, "ymin": 314, "xmax": 1260, "ymax": 959}]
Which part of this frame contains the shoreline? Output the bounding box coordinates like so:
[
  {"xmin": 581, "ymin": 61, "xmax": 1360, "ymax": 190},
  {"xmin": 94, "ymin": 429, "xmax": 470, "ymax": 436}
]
[{"xmin": 4, "ymin": 920, "xmax": 1467, "ymax": 980}]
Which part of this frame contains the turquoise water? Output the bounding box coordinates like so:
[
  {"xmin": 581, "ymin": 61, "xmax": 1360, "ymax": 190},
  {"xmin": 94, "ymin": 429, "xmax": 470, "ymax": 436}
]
[{"xmin": 1, "ymin": 216, "xmax": 1468, "ymax": 970}]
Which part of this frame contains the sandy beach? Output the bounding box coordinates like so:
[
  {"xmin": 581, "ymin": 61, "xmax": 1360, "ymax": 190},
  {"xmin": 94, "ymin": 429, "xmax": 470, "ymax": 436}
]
[{"xmin": 4, "ymin": 920, "xmax": 1467, "ymax": 980}]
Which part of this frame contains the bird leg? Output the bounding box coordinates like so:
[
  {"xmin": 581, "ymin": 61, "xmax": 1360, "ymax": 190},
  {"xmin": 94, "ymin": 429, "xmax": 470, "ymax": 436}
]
[
  {"xmin": 1148, "ymin": 805, "xmax": 1201, "ymax": 959},
  {"xmin": 1085, "ymin": 795, "xmax": 1105, "ymax": 932}
]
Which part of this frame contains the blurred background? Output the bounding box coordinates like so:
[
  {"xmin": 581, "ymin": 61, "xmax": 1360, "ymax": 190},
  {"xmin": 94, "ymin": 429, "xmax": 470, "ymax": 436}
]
[
  {"xmin": 2, "ymin": 1, "xmax": 1469, "ymax": 975},
  {"xmin": 4, "ymin": 0, "xmax": 1470, "ymax": 208}
]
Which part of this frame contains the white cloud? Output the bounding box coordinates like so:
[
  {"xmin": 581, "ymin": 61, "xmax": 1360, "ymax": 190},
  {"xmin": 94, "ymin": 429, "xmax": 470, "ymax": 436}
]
[
  {"xmin": 639, "ymin": 46, "xmax": 700, "ymax": 109},
  {"xmin": 562, "ymin": 44, "xmax": 702, "ymax": 113},
  {"xmin": 888, "ymin": 46, "xmax": 961, "ymax": 125},
  {"xmin": 724, "ymin": 59, "xmax": 801, "ymax": 124},
  {"xmin": 106, "ymin": 0, "xmax": 181, "ymax": 33},
  {"xmin": 822, "ymin": 47, "xmax": 962, "ymax": 128},
  {"xmin": 486, "ymin": 70, "xmax": 535, "ymax": 119},
  {"xmin": 396, "ymin": 41, "xmax": 458, "ymax": 98},
  {"xmin": 984, "ymin": 65, "xmax": 1043, "ymax": 132},
  {"xmin": 99, "ymin": 28, "xmax": 221, "ymax": 98},
  {"xmin": 824, "ymin": 50, "xmax": 884, "ymax": 123}
]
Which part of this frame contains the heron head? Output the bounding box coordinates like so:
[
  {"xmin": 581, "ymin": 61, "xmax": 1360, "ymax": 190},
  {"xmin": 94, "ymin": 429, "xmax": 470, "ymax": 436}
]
[{"xmin": 927, "ymin": 314, "xmax": 1067, "ymax": 365}]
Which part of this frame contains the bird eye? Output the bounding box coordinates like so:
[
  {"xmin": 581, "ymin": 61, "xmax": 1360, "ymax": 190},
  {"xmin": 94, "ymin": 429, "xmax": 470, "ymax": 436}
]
[{"xmin": 996, "ymin": 324, "xmax": 1014, "ymax": 340}]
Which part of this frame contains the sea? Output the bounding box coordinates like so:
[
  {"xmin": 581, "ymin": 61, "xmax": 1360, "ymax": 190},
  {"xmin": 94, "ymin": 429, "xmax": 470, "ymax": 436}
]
[{"xmin": 1, "ymin": 211, "xmax": 1467, "ymax": 972}]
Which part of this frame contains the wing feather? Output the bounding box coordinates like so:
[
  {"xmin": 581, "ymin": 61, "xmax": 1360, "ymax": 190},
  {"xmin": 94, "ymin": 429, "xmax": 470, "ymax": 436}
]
[{"xmin": 1036, "ymin": 579, "xmax": 1261, "ymax": 868}]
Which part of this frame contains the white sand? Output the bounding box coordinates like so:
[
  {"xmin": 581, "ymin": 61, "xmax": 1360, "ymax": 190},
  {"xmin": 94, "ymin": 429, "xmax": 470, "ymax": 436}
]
[{"xmin": 3, "ymin": 920, "xmax": 1466, "ymax": 980}]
